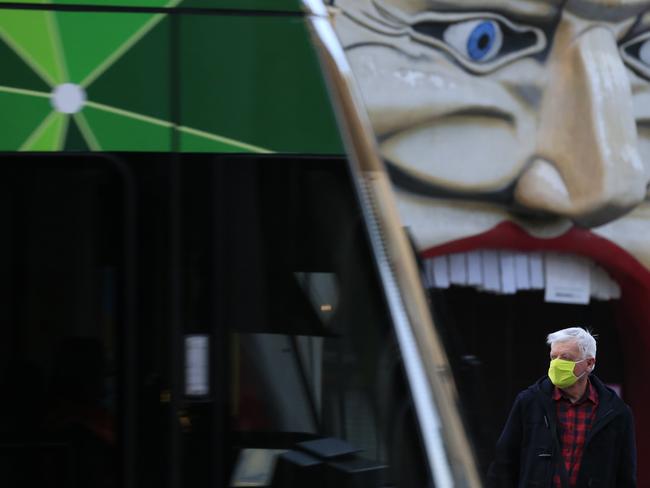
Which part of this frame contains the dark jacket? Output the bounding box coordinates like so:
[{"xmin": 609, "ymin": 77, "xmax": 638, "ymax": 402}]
[{"xmin": 487, "ymin": 375, "xmax": 636, "ymax": 488}]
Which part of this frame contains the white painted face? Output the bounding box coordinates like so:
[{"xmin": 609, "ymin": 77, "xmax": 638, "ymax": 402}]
[{"xmin": 334, "ymin": 0, "xmax": 650, "ymax": 272}]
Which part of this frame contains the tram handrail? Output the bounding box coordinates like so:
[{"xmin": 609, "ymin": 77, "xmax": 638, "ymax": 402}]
[{"xmin": 306, "ymin": 4, "xmax": 483, "ymax": 487}]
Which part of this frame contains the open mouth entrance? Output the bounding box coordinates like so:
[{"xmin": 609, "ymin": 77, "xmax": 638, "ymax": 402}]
[
  {"xmin": 426, "ymin": 282, "xmax": 624, "ymax": 474},
  {"xmin": 418, "ymin": 221, "xmax": 650, "ymax": 483}
]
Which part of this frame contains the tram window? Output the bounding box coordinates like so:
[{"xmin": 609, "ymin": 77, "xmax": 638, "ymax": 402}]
[
  {"xmin": 0, "ymin": 158, "xmax": 125, "ymax": 488},
  {"xmin": 219, "ymin": 157, "xmax": 431, "ymax": 487}
]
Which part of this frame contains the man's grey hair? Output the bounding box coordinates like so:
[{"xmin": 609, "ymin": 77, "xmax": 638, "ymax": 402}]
[{"xmin": 546, "ymin": 327, "xmax": 597, "ymax": 359}]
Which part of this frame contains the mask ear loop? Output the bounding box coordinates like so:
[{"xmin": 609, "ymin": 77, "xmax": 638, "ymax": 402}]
[
  {"xmin": 579, "ymin": 358, "xmax": 595, "ymax": 377},
  {"xmin": 574, "ymin": 358, "xmax": 592, "ymax": 381}
]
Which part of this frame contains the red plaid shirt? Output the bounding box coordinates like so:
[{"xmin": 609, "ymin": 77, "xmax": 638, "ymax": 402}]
[{"xmin": 552, "ymin": 381, "xmax": 599, "ymax": 487}]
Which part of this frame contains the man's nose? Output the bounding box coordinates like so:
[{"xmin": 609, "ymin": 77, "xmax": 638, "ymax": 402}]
[{"xmin": 514, "ymin": 23, "xmax": 648, "ymax": 227}]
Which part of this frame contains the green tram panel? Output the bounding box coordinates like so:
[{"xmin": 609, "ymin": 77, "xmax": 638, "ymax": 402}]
[{"xmin": 0, "ymin": 4, "xmax": 343, "ymax": 154}]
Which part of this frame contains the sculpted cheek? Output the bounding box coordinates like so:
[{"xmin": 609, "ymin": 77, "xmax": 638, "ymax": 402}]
[
  {"xmin": 346, "ymin": 45, "xmax": 541, "ymax": 191},
  {"xmin": 630, "ymin": 77, "xmax": 650, "ymax": 181},
  {"xmin": 381, "ymin": 115, "xmax": 524, "ymax": 191}
]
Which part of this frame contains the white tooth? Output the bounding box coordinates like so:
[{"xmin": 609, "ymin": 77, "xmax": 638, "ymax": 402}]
[
  {"xmin": 422, "ymin": 258, "xmax": 433, "ymax": 290},
  {"xmin": 605, "ymin": 272, "xmax": 621, "ymax": 300},
  {"xmin": 544, "ymin": 253, "xmax": 590, "ymax": 305},
  {"xmin": 587, "ymin": 263, "xmax": 622, "ymax": 301},
  {"xmin": 514, "ymin": 252, "xmax": 531, "ymax": 290},
  {"xmin": 467, "ymin": 251, "xmax": 483, "ymax": 286},
  {"xmin": 610, "ymin": 281, "xmax": 621, "ymax": 300},
  {"xmin": 529, "ymin": 252, "xmax": 545, "ymax": 289},
  {"xmin": 449, "ymin": 253, "xmax": 468, "ymax": 285},
  {"xmin": 590, "ymin": 265, "xmax": 610, "ymax": 300},
  {"xmin": 423, "ymin": 250, "xmax": 622, "ymax": 302},
  {"xmin": 422, "ymin": 258, "xmax": 434, "ymax": 289},
  {"xmin": 481, "ymin": 250, "xmax": 501, "ymax": 292},
  {"xmin": 499, "ymin": 251, "xmax": 517, "ymax": 294},
  {"xmin": 433, "ymin": 256, "xmax": 450, "ymax": 288}
]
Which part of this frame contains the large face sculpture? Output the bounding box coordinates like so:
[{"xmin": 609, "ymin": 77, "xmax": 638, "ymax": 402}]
[{"xmin": 334, "ymin": 0, "xmax": 650, "ymax": 480}]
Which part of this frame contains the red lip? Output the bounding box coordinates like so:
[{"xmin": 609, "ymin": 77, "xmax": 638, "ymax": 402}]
[
  {"xmin": 420, "ymin": 221, "xmax": 650, "ymax": 483},
  {"xmin": 421, "ymin": 221, "xmax": 650, "ymax": 288}
]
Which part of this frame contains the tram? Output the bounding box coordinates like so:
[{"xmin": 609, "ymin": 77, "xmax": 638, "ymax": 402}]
[{"xmin": 0, "ymin": 1, "xmax": 480, "ymax": 487}]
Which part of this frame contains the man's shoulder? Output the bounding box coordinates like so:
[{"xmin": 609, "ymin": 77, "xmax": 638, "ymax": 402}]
[
  {"xmin": 590, "ymin": 375, "xmax": 632, "ymax": 413},
  {"xmin": 514, "ymin": 376, "xmax": 553, "ymax": 405}
]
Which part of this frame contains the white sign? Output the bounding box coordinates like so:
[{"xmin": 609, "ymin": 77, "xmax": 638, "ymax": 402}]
[
  {"xmin": 544, "ymin": 253, "xmax": 590, "ymax": 304},
  {"xmin": 185, "ymin": 335, "xmax": 209, "ymax": 396}
]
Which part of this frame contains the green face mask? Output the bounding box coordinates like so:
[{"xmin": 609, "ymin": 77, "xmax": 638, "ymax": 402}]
[{"xmin": 548, "ymin": 358, "xmax": 588, "ymax": 389}]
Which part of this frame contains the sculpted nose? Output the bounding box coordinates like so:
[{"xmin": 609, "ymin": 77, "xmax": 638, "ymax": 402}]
[{"xmin": 514, "ymin": 24, "xmax": 648, "ymax": 227}]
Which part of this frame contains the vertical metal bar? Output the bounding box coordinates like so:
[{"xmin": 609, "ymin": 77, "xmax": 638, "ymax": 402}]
[
  {"xmin": 169, "ymin": 161, "xmax": 183, "ymax": 488},
  {"xmin": 505, "ymin": 299, "xmax": 515, "ymax": 402},
  {"xmin": 9, "ymin": 167, "xmax": 26, "ymax": 362},
  {"xmin": 211, "ymin": 160, "xmax": 228, "ymax": 488},
  {"xmin": 119, "ymin": 158, "xmax": 138, "ymax": 488},
  {"xmin": 170, "ymin": 10, "xmax": 181, "ymax": 154},
  {"xmin": 336, "ymin": 342, "xmax": 347, "ymax": 437},
  {"xmin": 170, "ymin": 10, "xmax": 183, "ymax": 488}
]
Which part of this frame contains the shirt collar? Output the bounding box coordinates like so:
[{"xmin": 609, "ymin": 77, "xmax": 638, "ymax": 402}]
[{"xmin": 552, "ymin": 379, "xmax": 599, "ymax": 405}]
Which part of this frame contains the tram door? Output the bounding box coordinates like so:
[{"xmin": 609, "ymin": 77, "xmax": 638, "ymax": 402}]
[{"xmin": 1, "ymin": 156, "xmax": 129, "ymax": 488}]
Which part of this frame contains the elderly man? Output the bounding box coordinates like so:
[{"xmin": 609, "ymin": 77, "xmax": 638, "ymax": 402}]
[{"xmin": 487, "ymin": 327, "xmax": 636, "ymax": 487}]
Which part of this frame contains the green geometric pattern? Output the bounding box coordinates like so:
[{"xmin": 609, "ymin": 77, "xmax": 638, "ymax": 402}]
[
  {"xmin": 179, "ymin": 0, "xmax": 302, "ymax": 11},
  {"xmin": 0, "ymin": 89, "xmax": 52, "ymax": 148},
  {"xmin": 0, "ymin": 8, "xmax": 65, "ymax": 86},
  {"xmin": 0, "ymin": 0, "xmax": 305, "ymax": 12},
  {"xmin": 177, "ymin": 14, "xmax": 343, "ymax": 154},
  {"xmin": 21, "ymin": 111, "xmax": 68, "ymax": 151},
  {"xmin": 58, "ymin": 9, "xmax": 170, "ymax": 86},
  {"xmin": 0, "ymin": 3, "xmax": 343, "ymax": 154}
]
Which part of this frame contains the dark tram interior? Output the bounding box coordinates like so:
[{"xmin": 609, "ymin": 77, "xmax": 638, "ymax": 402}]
[{"xmin": 0, "ymin": 154, "xmax": 430, "ymax": 488}]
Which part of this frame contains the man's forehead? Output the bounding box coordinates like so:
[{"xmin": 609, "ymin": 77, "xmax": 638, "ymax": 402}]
[
  {"xmin": 551, "ymin": 341, "xmax": 580, "ymax": 353},
  {"xmin": 378, "ymin": 0, "xmax": 650, "ymax": 20}
]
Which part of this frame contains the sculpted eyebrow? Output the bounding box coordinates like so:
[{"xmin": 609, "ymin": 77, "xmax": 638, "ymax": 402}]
[
  {"xmin": 424, "ymin": 0, "xmax": 561, "ymax": 20},
  {"xmin": 565, "ymin": 0, "xmax": 649, "ymax": 22}
]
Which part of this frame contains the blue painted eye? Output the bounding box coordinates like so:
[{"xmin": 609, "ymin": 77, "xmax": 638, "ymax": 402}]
[
  {"xmin": 467, "ymin": 21, "xmax": 497, "ymax": 61},
  {"xmin": 443, "ymin": 19, "xmax": 503, "ymax": 63}
]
